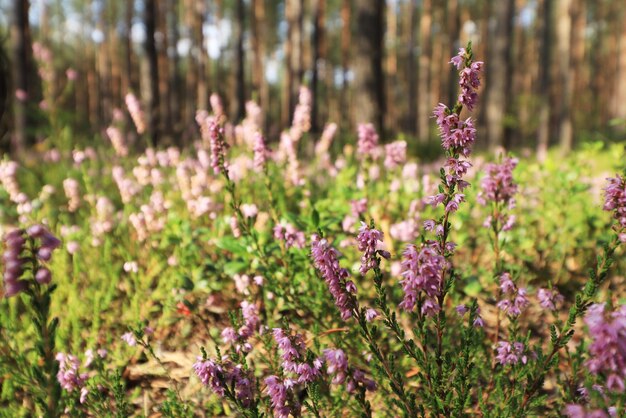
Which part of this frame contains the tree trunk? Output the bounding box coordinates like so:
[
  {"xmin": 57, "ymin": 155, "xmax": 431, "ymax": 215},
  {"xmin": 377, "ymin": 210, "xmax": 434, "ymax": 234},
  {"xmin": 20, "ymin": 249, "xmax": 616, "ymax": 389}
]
[
  {"xmin": 10, "ymin": 0, "xmax": 32, "ymax": 154},
  {"xmin": 417, "ymin": 0, "xmax": 432, "ymax": 142},
  {"xmin": 234, "ymin": 0, "xmax": 246, "ymax": 121},
  {"xmin": 340, "ymin": 0, "xmax": 351, "ymax": 130},
  {"xmin": 157, "ymin": 0, "xmax": 172, "ymax": 138},
  {"xmin": 311, "ymin": 0, "xmax": 326, "ymax": 133},
  {"xmin": 485, "ymin": 0, "xmax": 515, "ymax": 151},
  {"xmin": 194, "ymin": 0, "xmax": 208, "ymax": 112},
  {"xmin": 536, "ymin": 0, "xmax": 553, "ymax": 161},
  {"xmin": 407, "ymin": 0, "xmax": 417, "ymax": 134},
  {"xmin": 353, "ymin": 0, "xmax": 385, "ymax": 132},
  {"xmin": 167, "ymin": 0, "xmax": 181, "ymax": 136},
  {"xmin": 557, "ymin": 0, "xmax": 573, "ymax": 153},
  {"xmin": 386, "ymin": 0, "xmax": 397, "ymax": 132},
  {"xmin": 447, "ymin": 0, "xmax": 460, "ymax": 106},
  {"xmin": 283, "ymin": 0, "xmax": 303, "ymax": 127},
  {"xmin": 145, "ymin": 0, "xmax": 160, "ymax": 144},
  {"xmin": 613, "ymin": 6, "xmax": 626, "ymax": 125}
]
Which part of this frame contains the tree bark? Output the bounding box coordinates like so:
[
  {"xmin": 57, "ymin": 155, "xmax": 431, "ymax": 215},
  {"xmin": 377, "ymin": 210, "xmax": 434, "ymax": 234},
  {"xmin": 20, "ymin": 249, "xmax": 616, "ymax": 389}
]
[
  {"xmin": 311, "ymin": 0, "xmax": 326, "ymax": 133},
  {"xmin": 386, "ymin": 0, "xmax": 398, "ymax": 132},
  {"xmin": 613, "ymin": 5, "xmax": 626, "ymax": 125},
  {"xmin": 340, "ymin": 0, "xmax": 351, "ymax": 130},
  {"xmin": 407, "ymin": 0, "xmax": 417, "ymax": 134},
  {"xmin": 417, "ymin": 0, "xmax": 432, "ymax": 142},
  {"xmin": 536, "ymin": 0, "xmax": 553, "ymax": 161},
  {"xmin": 484, "ymin": 0, "xmax": 515, "ymax": 151},
  {"xmin": 234, "ymin": 0, "xmax": 246, "ymax": 121},
  {"xmin": 557, "ymin": 0, "xmax": 573, "ymax": 153},
  {"xmin": 145, "ymin": 0, "xmax": 160, "ymax": 144},
  {"xmin": 10, "ymin": 0, "xmax": 32, "ymax": 154},
  {"xmin": 353, "ymin": 0, "xmax": 385, "ymax": 132}
]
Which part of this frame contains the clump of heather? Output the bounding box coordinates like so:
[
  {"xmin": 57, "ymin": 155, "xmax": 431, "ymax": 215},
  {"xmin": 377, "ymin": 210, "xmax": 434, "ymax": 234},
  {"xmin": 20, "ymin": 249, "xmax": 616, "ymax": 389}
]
[
  {"xmin": 208, "ymin": 119, "xmax": 228, "ymax": 175},
  {"xmin": 496, "ymin": 272, "xmax": 529, "ymax": 317},
  {"xmin": 105, "ymin": 126, "xmax": 129, "ymax": 157},
  {"xmin": 398, "ymin": 242, "xmax": 449, "ymax": 315},
  {"xmin": 3, "ymin": 225, "xmax": 61, "ymax": 296},
  {"xmin": 310, "ymin": 234, "xmax": 358, "ymax": 320},
  {"xmin": 357, "ymin": 123, "xmax": 379, "ymax": 159},
  {"xmin": 603, "ymin": 174, "xmax": 626, "ymax": 239},
  {"xmin": 2, "ymin": 226, "xmax": 63, "ymax": 415},
  {"xmin": 323, "ymin": 348, "xmax": 376, "ymax": 393},
  {"xmin": 56, "ymin": 353, "xmax": 88, "ymax": 402},
  {"xmin": 273, "ymin": 222, "xmax": 306, "ymax": 249},
  {"xmin": 478, "ymin": 156, "xmax": 519, "ymax": 231},
  {"xmin": 584, "ymin": 303, "xmax": 626, "ymax": 392},
  {"xmin": 125, "ymin": 93, "xmax": 146, "ymax": 134},
  {"xmin": 193, "ymin": 356, "xmax": 257, "ymax": 409},
  {"xmin": 537, "ymin": 287, "xmax": 564, "ymax": 311},
  {"xmin": 252, "ymin": 132, "xmax": 268, "ymax": 171},
  {"xmin": 356, "ymin": 222, "xmax": 389, "ymax": 275},
  {"xmin": 384, "ymin": 140, "xmax": 407, "ymax": 170},
  {"xmin": 63, "ymin": 178, "xmax": 81, "ymax": 212}
]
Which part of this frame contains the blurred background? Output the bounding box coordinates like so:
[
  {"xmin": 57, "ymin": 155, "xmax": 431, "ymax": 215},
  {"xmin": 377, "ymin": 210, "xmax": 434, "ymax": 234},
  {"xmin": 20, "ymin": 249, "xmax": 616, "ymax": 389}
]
[{"xmin": 0, "ymin": 0, "xmax": 625, "ymax": 157}]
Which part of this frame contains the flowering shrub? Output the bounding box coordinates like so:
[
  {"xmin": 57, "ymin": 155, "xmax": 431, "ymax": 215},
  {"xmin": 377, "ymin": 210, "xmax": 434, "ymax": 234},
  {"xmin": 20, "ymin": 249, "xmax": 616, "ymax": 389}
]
[{"xmin": 1, "ymin": 43, "xmax": 625, "ymax": 417}]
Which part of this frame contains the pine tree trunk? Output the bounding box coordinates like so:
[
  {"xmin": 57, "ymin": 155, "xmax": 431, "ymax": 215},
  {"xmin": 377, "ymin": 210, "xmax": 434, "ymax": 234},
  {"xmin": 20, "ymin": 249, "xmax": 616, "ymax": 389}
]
[
  {"xmin": 557, "ymin": 0, "xmax": 573, "ymax": 153},
  {"xmin": 234, "ymin": 0, "xmax": 246, "ymax": 121},
  {"xmin": 536, "ymin": 0, "xmax": 553, "ymax": 161},
  {"xmin": 145, "ymin": 0, "xmax": 160, "ymax": 144},
  {"xmin": 485, "ymin": 0, "xmax": 515, "ymax": 151},
  {"xmin": 167, "ymin": 0, "xmax": 181, "ymax": 135},
  {"xmin": 340, "ymin": 0, "xmax": 351, "ymax": 130},
  {"xmin": 311, "ymin": 0, "xmax": 326, "ymax": 133},
  {"xmin": 353, "ymin": 0, "xmax": 385, "ymax": 132},
  {"xmin": 612, "ymin": 6, "xmax": 626, "ymax": 125},
  {"xmin": 157, "ymin": 0, "xmax": 172, "ymax": 138},
  {"xmin": 407, "ymin": 0, "xmax": 417, "ymax": 134},
  {"xmin": 386, "ymin": 0, "xmax": 397, "ymax": 132},
  {"xmin": 417, "ymin": 0, "xmax": 432, "ymax": 142},
  {"xmin": 10, "ymin": 0, "xmax": 32, "ymax": 154}
]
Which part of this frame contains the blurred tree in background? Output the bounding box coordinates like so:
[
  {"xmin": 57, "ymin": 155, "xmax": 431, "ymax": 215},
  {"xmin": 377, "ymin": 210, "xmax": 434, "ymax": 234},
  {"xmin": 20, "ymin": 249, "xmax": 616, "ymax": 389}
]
[{"xmin": 1, "ymin": 0, "xmax": 625, "ymax": 154}]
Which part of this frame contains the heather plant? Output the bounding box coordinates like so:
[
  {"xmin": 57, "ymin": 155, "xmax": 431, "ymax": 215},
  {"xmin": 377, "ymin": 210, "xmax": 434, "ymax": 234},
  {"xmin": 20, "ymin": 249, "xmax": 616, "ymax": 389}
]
[{"xmin": 1, "ymin": 41, "xmax": 626, "ymax": 418}]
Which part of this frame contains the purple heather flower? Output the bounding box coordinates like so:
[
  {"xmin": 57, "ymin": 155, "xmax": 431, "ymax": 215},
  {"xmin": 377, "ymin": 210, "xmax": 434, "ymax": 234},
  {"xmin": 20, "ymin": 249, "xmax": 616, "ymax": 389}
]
[
  {"xmin": 496, "ymin": 273, "xmax": 529, "ymax": 317},
  {"xmin": 265, "ymin": 375, "xmax": 300, "ymax": 418},
  {"xmin": 384, "ymin": 140, "xmax": 407, "ymax": 169},
  {"xmin": 584, "ymin": 303, "xmax": 626, "ymax": 392},
  {"xmin": 272, "ymin": 328, "xmax": 306, "ymax": 373},
  {"xmin": 311, "ymin": 235, "xmax": 358, "ymax": 320},
  {"xmin": 252, "ymin": 132, "xmax": 268, "ymax": 171},
  {"xmin": 121, "ymin": 332, "xmax": 136, "ymax": 347},
  {"xmin": 455, "ymin": 304, "xmax": 468, "ymax": 316},
  {"xmin": 194, "ymin": 357, "xmax": 256, "ymax": 407},
  {"xmin": 356, "ymin": 223, "xmax": 386, "ymax": 275},
  {"xmin": 449, "ymin": 48, "xmax": 484, "ymax": 111},
  {"xmin": 35, "ymin": 268, "xmax": 52, "ymax": 284},
  {"xmin": 478, "ymin": 157, "xmax": 519, "ymax": 207},
  {"xmin": 56, "ymin": 353, "xmax": 88, "ymax": 392},
  {"xmin": 193, "ymin": 358, "xmax": 226, "ymax": 396},
  {"xmin": 350, "ymin": 198, "xmax": 368, "ymax": 218},
  {"xmin": 564, "ymin": 404, "xmax": 615, "ymax": 418},
  {"xmin": 445, "ymin": 193, "xmax": 465, "ymax": 213},
  {"xmin": 208, "ymin": 120, "xmax": 227, "ymax": 175},
  {"xmin": 604, "ymin": 175, "xmax": 626, "ymax": 228},
  {"xmin": 357, "ymin": 123, "xmax": 379, "ymax": 159},
  {"xmin": 365, "ymin": 308, "xmax": 379, "ymax": 322},
  {"xmin": 323, "ymin": 348, "xmax": 376, "ymax": 393},
  {"xmin": 495, "ymin": 341, "xmax": 528, "ymax": 366},
  {"xmin": 273, "ymin": 223, "xmax": 306, "ymax": 249},
  {"xmin": 125, "ymin": 93, "xmax": 146, "ymax": 134},
  {"xmin": 398, "ymin": 243, "xmax": 449, "ymax": 315},
  {"xmin": 537, "ymin": 288, "xmax": 564, "ymax": 311}
]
